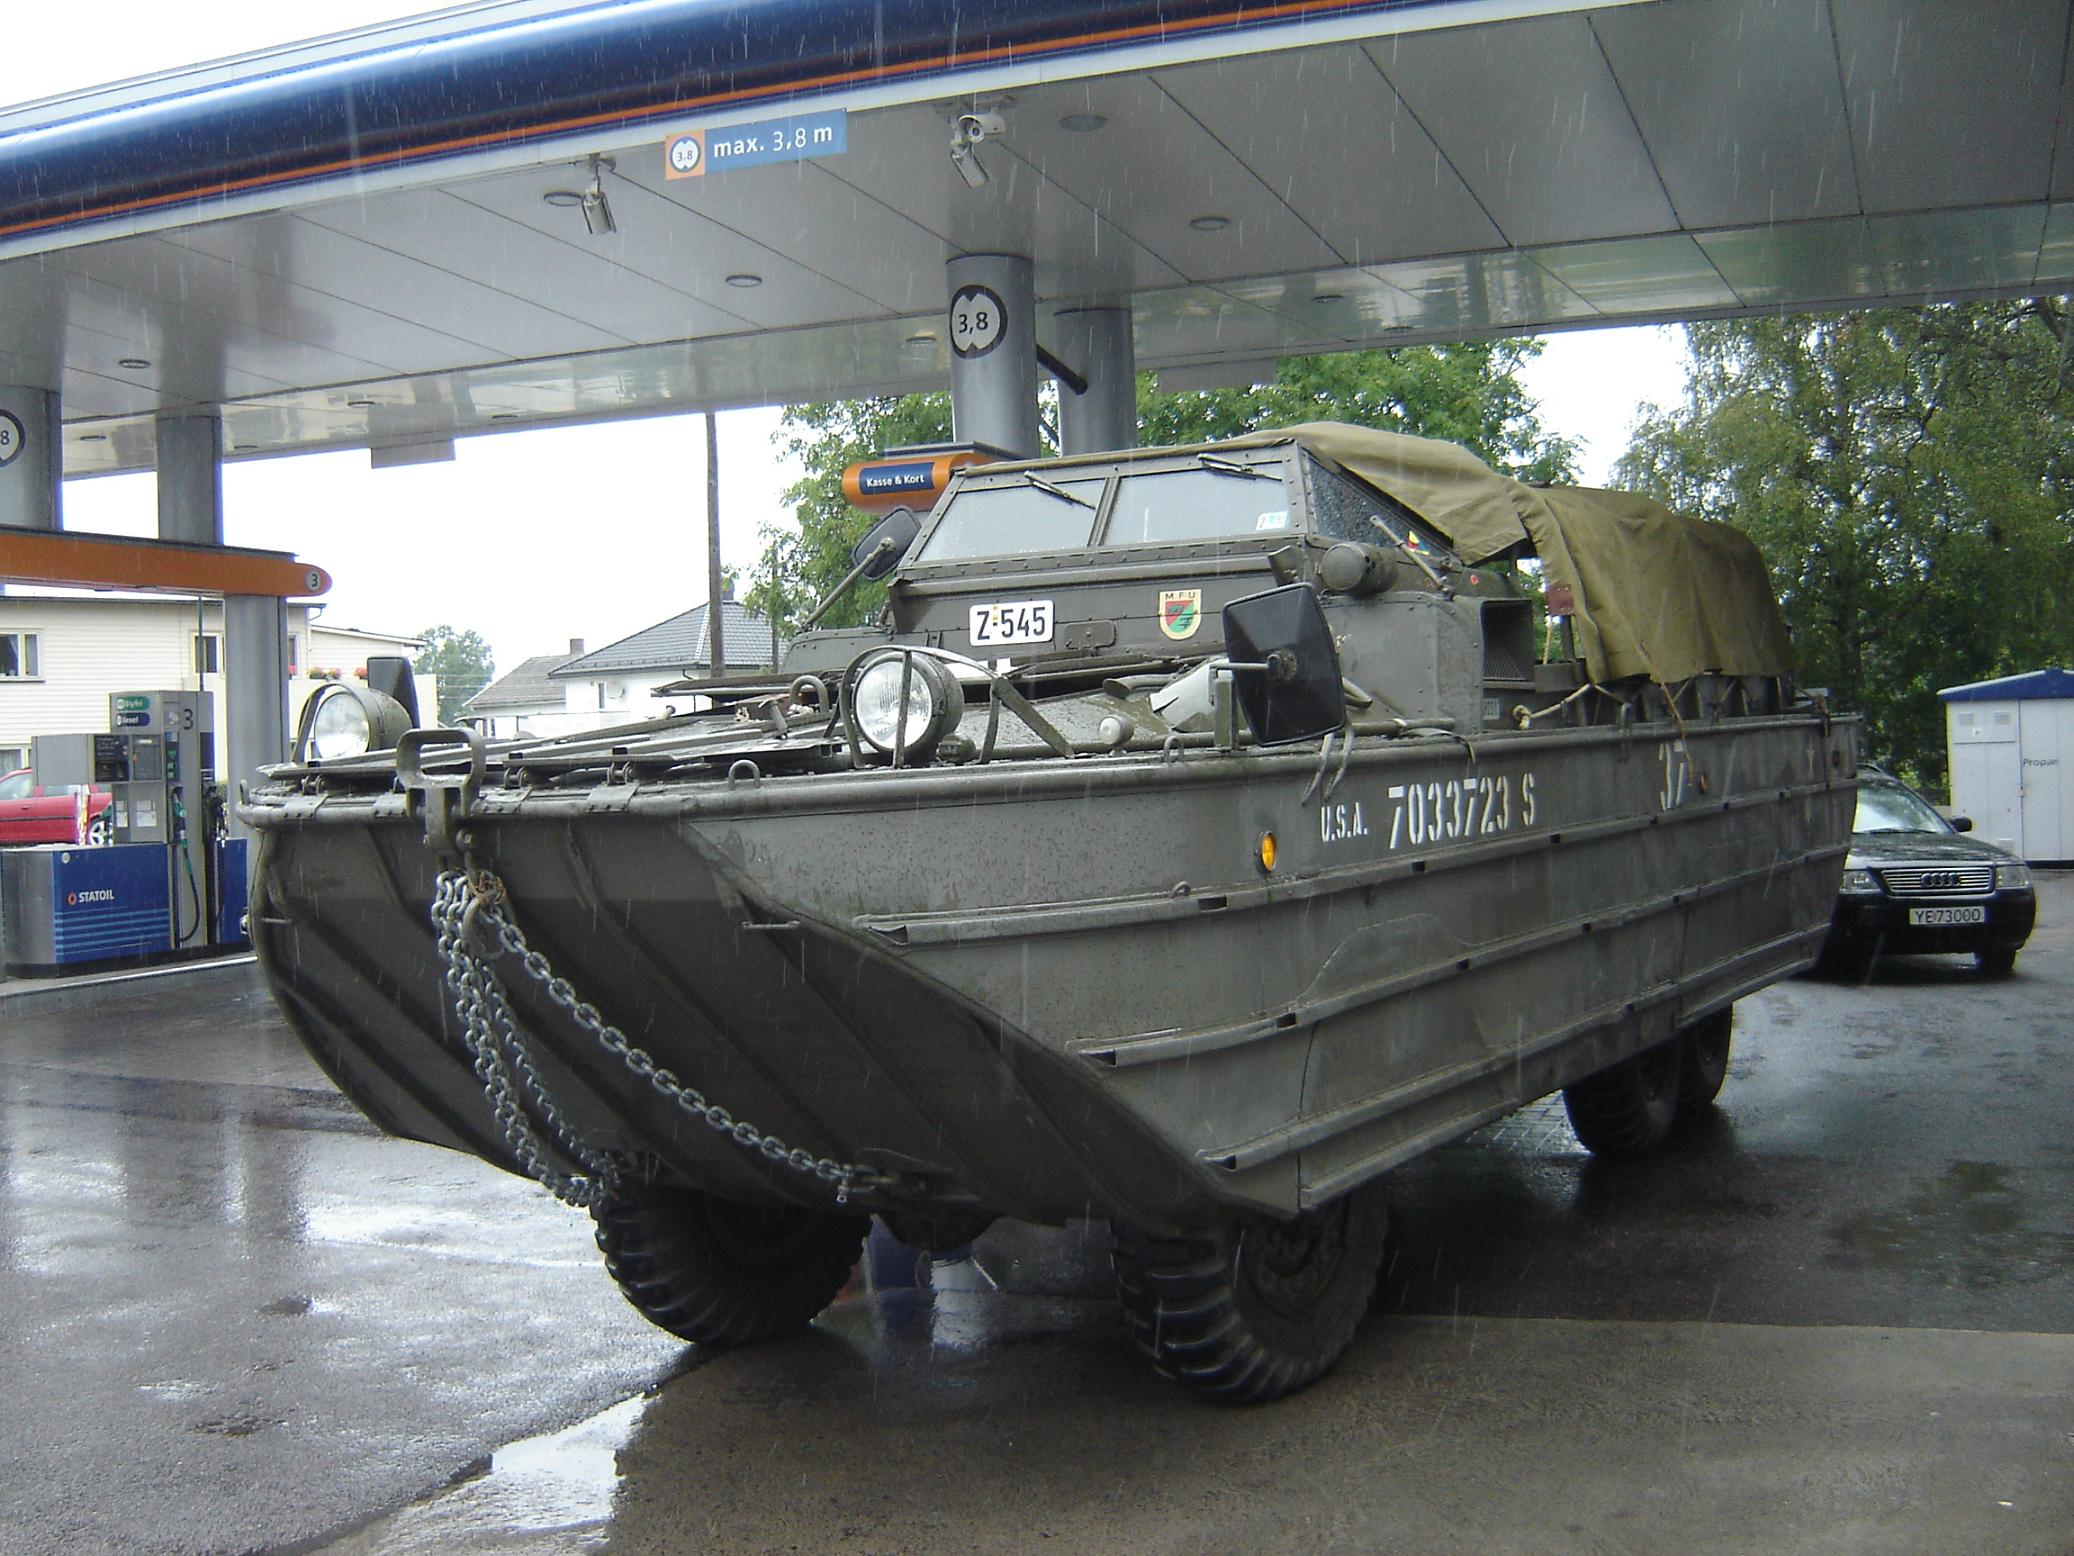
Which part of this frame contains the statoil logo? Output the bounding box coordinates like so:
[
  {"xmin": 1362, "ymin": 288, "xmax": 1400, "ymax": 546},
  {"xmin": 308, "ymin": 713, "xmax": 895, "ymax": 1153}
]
[{"xmin": 66, "ymin": 888, "xmax": 117, "ymax": 906}]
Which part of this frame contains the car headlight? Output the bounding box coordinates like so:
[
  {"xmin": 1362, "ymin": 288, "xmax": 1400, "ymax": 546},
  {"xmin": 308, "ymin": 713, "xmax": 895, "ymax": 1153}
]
[
  {"xmin": 1839, "ymin": 867, "xmax": 1882, "ymax": 894},
  {"xmin": 848, "ymin": 652, "xmax": 965, "ymax": 763},
  {"xmin": 296, "ymin": 682, "xmax": 415, "ymax": 762},
  {"xmin": 1996, "ymin": 862, "xmax": 2032, "ymax": 890}
]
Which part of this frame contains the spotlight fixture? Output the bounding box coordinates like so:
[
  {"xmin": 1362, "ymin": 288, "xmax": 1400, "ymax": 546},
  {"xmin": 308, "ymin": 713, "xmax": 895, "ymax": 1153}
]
[
  {"xmin": 79, "ymin": 432, "xmax": 108, "ymax": 442},
  {"xmin": 1189, "ymin": 214, "xmax": 1233, "ymax": 233},
  {"xmin": 1311, "ymin": 292, "xmax": 1345, "ymax": 304},
  {"xmin": 233, "ymin": 442, "xmax": 258, "ymax": 451},
  {"xmin": 725, "ymin": 273, "xmax": 763, "ymax": 288},
  {"xmin": 949, "ymin": 110, "xmax": 1005, "ymax": 190},
  {"xmin": 1059, "ymin": 111, "xmax": 1106, "ymax": 133},
  {"xmin": 117, "ymin": 356, "xmax": 151, "ymax": 370},
  {"xmin": 346, "ymin": 398, "xmax": 377, "ymax": 409}
]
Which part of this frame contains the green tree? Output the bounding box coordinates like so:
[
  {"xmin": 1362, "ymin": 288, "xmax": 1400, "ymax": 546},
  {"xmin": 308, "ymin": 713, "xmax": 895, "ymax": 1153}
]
[
  {"xmin": 414, "ymin": 625, "xmax": 495, "ymax": 723},
  {"xmin": 1617, "ymin": 305, "xmax": 2074, "ymax": 785},
  {"xmin": 747, "ymin": 343, "xmax": 1574, "ymax": 635}
]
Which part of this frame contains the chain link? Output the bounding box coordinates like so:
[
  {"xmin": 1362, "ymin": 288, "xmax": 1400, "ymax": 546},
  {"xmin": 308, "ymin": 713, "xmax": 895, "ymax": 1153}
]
[{"xmin": 429, "ymin": 870, "xmax": 889, "ymax": 1207}]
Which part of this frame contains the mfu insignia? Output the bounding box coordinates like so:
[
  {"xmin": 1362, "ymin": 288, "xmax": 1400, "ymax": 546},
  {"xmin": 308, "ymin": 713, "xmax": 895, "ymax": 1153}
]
[{"xmin": 1159, "ymin": 588, "xmax": 1202, "ymax": 640}]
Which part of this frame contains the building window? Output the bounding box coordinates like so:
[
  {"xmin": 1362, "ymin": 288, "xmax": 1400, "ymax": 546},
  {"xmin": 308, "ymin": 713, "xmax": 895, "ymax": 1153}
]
[
  {"xmin": 286, "ymin": 633, "xmax": 300, "ymax": 674},
  {"xmin": 0, "ymin": 631, "xmax": 39, "ymax": 679},
  {"xmin": 193, "ymin": 633, "xmax": 222, "ymax": 675},
  {"xmin": 595, "ymin": 682, "xmax": 607, "ymax": 710},
  {"xmin": 0, "ymin": 748, "xmax": 26, "ymax": 776}
]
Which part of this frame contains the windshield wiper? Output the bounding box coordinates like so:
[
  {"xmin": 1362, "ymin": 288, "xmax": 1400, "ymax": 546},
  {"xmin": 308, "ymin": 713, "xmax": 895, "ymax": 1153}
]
[
  {"xmin": 1020, "ymin": 472, "xmax": 1097, "ymax": 509},
  {"xmin": 1195, "ymin": 454, "xmax": 1277, "ymax": 480}
]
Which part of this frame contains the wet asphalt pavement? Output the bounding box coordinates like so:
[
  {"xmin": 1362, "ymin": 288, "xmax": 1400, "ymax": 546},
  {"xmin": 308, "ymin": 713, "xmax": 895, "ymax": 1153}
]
[{"xmin": 2, "ymin": 881, "xmax": 2070, "ymax": 1555}]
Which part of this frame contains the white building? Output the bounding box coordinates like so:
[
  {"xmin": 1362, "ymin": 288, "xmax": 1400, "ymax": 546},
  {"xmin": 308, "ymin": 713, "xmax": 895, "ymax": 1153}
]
[
  {"xmin": 467, "ymin": 594, "xmax": 782, "ymax": 739},
  {"xmin": 0, "ymin": 591, "xmax": 427, "ymax": 774},
  {"xmin": 1942, "ymin": 669, "xmax": 2074, "ymax": 865}
]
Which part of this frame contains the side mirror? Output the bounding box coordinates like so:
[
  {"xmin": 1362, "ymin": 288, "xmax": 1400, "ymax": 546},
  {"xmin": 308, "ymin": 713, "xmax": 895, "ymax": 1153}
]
[
  {"xmin": 1949, "ymin": 815, "xmax": 1974, "ymax": 833},
  {"xmin": 1221, "ymin": 584, "xmax": 1346, "ymax": 747},
  {"xmin": 852, "ymin": 506, "xmax": 920, "ymax": 580}
]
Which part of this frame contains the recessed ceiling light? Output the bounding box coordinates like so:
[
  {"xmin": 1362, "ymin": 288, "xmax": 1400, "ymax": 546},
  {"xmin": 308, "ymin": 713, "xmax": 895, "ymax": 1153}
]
[
  {"xmin": 491, "ymin": 412, "xmax": 520, "ymax": 421},
  {"xmin": 80, "ymin": 432, "xmax": 108, "ymax": 442},
  {"xmin": 118, "ymin": 357, "xmax": 150, "ymax": 369},
  {"xmin": 904, "ymin": 332, "xmax": 937, "ymax": 347},
  {"xmin": 346, "ymin": 398, "xmax": 377, "ymax": 409},
  {"xmin": 1312, "ymin": 293, "xmax": 1345, "ymax": 305},
  {"xmin": 1189, "ymin": 214, "xmax": 1232, "ymax": 233},
  {"xmin": 542, "ymin": 189, "xmax": 585, "ymax": 208},
  {"xmin": 1059, "ymin": 112, "xmax": 1106, "ymax": 132},
  {"xmin": 725, "ymin": 273, "xmax": 763, "ymax": 288},
  {"xmin": 233, "ymin": 442, "xmax": 258, "ymax": 451}
]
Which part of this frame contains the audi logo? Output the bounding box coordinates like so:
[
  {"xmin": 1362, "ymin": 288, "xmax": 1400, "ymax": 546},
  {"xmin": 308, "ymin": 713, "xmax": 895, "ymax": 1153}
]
[{"xmin": 1919, "ymin": 870, "xmax": 1962, "ymax": 890}]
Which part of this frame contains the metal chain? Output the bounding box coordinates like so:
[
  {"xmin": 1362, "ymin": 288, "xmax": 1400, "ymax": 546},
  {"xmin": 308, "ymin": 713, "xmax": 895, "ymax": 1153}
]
[{"xmin": 429, "ymin": 869, "xmax": 890, "ymax": 1206}]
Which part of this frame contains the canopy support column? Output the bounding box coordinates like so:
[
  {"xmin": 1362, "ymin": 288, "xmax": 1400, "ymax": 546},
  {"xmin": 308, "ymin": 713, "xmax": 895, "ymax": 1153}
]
[
  {"xmin": 0, "ymin": 387, "xmax": 62, "ymax": 530},
  {"xmin": 1054, "ymin": 307, "xmax": 1137, "ymax": 456},
  {"xmin": 156, "ymin": 414, "xmax": 224, "ymax": 545},
  {"xmin": 946, "ymin": 254, "xmax": 1037, "ymax": 459}
]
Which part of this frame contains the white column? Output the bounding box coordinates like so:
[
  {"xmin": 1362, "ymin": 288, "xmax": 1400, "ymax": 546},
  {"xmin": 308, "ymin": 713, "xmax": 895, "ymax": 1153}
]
[
  {"xmin": 1053, "ymin": 307, "xmax": 1137, "ymax": 455},
  {"xmin": 0, "ymin": 386, "xmax": 61, "ymax": 530},
  {"xmin": 946, "ymin": 253, "xmax": 1038, "ymax": 458}
]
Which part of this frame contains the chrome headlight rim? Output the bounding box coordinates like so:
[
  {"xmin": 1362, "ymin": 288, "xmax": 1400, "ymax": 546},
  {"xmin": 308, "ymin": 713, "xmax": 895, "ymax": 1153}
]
[
  {"xmin": 845, "ymin": 650, "xmax": 965, "ymax": 764},
  {"xmin": 1839, "ymin": 866, "xmax": 1883, "ymax": 895}
]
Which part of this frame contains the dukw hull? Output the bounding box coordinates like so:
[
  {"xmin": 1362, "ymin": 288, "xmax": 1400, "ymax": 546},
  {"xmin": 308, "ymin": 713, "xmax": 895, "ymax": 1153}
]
[{"xmin": 249, "ymin": 712, "xmax": 1854, "ymax": 1233}]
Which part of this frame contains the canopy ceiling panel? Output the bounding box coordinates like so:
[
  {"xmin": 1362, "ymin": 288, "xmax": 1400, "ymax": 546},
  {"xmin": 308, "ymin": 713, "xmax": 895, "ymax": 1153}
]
[{"xmin": 0, "ymin": 0, "xmax": 2067, "ymax": 477}]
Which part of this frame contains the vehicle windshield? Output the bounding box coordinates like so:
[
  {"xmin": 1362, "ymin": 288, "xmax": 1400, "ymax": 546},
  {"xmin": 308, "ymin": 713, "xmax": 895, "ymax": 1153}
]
[
  {"xmin": 912, "ymin": 478, "xmax": 1105, "ymax": 562},
  {"xmin": 1853, "ymin": 781, "xmax": 1950, "ymax": 835},
  {"xmin": 1101, "ymin": 467, "xmax": 1293, "ymax": 546}
]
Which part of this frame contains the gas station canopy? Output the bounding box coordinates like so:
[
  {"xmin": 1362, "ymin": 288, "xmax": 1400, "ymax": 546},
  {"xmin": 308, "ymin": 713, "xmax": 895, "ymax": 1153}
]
[{"xmin": 5, "ymin": 0, "xmax": 2072, "ymax": 475}]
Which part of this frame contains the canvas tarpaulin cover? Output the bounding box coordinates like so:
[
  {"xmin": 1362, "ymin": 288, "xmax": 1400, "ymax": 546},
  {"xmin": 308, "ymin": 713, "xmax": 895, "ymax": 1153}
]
[{"xmin": 1225, "ymin": 422, "xmax": 1795, "ymax": 684}]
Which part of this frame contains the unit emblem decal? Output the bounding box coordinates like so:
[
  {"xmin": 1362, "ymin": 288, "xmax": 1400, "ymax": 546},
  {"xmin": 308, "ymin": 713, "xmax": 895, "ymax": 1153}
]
[{"xmin": 1158, "ymin": 589, "xmax": 1202, "ymax": 640}]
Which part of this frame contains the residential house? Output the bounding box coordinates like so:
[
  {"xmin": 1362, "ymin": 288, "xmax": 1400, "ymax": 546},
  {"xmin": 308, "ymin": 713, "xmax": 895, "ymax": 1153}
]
[
  {"xmin": 0, "ymin": 590, "xmax": 426, "ymax": 773},
  {"xmin": 466, "ymin": 592, "xmax": 782, "ymax": 739}
]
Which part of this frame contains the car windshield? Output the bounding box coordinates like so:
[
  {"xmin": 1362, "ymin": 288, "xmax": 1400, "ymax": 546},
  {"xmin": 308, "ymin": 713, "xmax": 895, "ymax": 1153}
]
[
  {"xmin": 1101, "ymin": 467, "xmax": 1293, "ymax": 546},
  {"xmin": 913, "ymin": 478, "xmax": 1105, "ymax": 562},
  {"xmin": 1853, "ymin": 781, "xmax": 1950, "ymax": 835}
]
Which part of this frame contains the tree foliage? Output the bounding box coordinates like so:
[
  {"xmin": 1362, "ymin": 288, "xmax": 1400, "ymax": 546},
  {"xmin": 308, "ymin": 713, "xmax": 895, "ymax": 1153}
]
[
  {"xmin": 414, "ymin": 624, "xmax": 495, "ymax": 723},
  {"xmin": 747, "ymin": 343, "xmax": 1574, "ymax": 635},
  {"xmin": 1617, "ymin": 306, "xmax": 2074, "ymax": 785}
]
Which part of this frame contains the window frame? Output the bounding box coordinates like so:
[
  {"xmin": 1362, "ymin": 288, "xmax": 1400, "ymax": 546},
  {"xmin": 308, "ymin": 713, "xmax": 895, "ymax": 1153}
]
[{"xmin": 0, "ymin": 628, "xmax": 42, "ymax": 680}]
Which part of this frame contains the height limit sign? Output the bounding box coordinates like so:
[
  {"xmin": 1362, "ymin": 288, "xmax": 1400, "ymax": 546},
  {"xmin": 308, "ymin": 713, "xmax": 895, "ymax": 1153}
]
[{"xmin": 665, "ymin": 108, "xmax": 847, "ymax": 179}]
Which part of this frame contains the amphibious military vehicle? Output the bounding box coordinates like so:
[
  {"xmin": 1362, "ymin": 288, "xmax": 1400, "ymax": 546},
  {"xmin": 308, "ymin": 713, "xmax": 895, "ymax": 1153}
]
[{"xmin": 243, "ymin": 423, "xmax": 1857, "ymax": 1402}]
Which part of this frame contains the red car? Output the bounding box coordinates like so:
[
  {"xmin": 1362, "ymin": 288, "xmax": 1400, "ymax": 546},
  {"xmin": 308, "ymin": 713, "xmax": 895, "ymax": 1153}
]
[{"xmin": 0, "ymin": 768, "xmax": 114, "ymax": 846}]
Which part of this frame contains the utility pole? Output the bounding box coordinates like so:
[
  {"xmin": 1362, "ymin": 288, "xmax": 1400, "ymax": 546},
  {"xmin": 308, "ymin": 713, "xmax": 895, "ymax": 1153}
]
[{"xmin": 705, "ymin": 410, "xmax": 726, "ymax": 679}]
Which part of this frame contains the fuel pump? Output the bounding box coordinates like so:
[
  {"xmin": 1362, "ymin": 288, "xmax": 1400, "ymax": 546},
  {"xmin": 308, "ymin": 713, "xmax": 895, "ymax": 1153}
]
[{"xmin": 104, "ymin": 690, "xmax": 214, "ymax": 953}]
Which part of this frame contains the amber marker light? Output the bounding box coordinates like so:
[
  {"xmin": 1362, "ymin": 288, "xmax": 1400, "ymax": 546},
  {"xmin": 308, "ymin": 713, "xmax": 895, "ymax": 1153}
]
[{"xmin": 1257, "ymin": 831, "xmax": 1278, "ymax": 873}]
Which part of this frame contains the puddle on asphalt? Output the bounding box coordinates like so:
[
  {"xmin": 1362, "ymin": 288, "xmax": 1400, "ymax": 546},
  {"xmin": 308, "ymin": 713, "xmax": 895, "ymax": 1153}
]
[
  {"xmin": 318, "ymin": 1393, "xmax": 651, "ymax": 1555},
  {"xmin": 1827, "ymin": 1158, "xmax": 2074, "ymax": 1288},
  {"xmin": 316, "ymin": 1228, "xmax": 1118, "ymax": 1552}
]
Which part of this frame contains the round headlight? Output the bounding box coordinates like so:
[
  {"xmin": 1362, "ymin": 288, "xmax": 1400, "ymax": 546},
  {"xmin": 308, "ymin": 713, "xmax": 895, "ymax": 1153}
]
[
  {"xmin": 297, "ymin": 683, "xmax": 415, "ymax": 762},
  {"xmin": 850, "ymin": 653, "xmax": 964, "ymax": 762}
]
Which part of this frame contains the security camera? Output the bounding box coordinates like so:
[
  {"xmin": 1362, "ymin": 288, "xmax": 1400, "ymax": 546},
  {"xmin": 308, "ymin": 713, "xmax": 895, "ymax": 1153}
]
[{"xmin": 949, "ymin": 111, "xmax": 1007, "ymax": 189}]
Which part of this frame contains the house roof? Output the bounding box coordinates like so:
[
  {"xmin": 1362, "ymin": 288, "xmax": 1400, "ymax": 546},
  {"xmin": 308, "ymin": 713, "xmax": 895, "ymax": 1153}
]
[
  {"xmin": 467, "ymin": 651, "xmax": 579, "ymax": 711},
  {"xmin": 1939, "ymin": 669, "xmax": 2074, "ymax": 703},
  {"xmin": 553, "ymin": 600, "xmax": 780, "ymax": 678}
]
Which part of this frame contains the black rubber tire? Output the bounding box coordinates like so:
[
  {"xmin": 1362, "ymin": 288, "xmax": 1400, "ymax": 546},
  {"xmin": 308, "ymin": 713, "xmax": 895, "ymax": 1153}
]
[
  {"xmin": 1976, "ymin": 946, "xmax": 2018, "ymax": 978},
  {"xmin": 1110, "ymin": 1185, "xmax": 1389, "ymax": 1405},
  {"xmin": 1563, "ymin": 1036, "xmax": 1684, "ymax": 1156},
  {"xmin": 1675, "ymin": 1008, "xmax": 1734, "ymax": 1111},
  {"xmin": 591, "ymin": 1186, "xmax": 867, "ymax": 1347}
]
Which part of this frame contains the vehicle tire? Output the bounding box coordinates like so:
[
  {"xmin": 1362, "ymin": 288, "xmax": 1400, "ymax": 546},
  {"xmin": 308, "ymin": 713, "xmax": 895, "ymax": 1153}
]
[
  {"xmin": 591, "ymin": 1186, "xmax": 868, "ymax": 1347},
  {"xmin": 1110, "ymin": 1184, "xmax": 1389, "ymax": 1405},
  {"xmin": 1976, "ymin": 946, "xmax": 2018, "ymax": 978},
  {"xmin": 1563, "ymin": 1036, "xmax": 1684, "ymax": 1156},
  {"xmin": 1675, "ymin": 1008, "xmax": 1733, "ymax": 1112}
]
